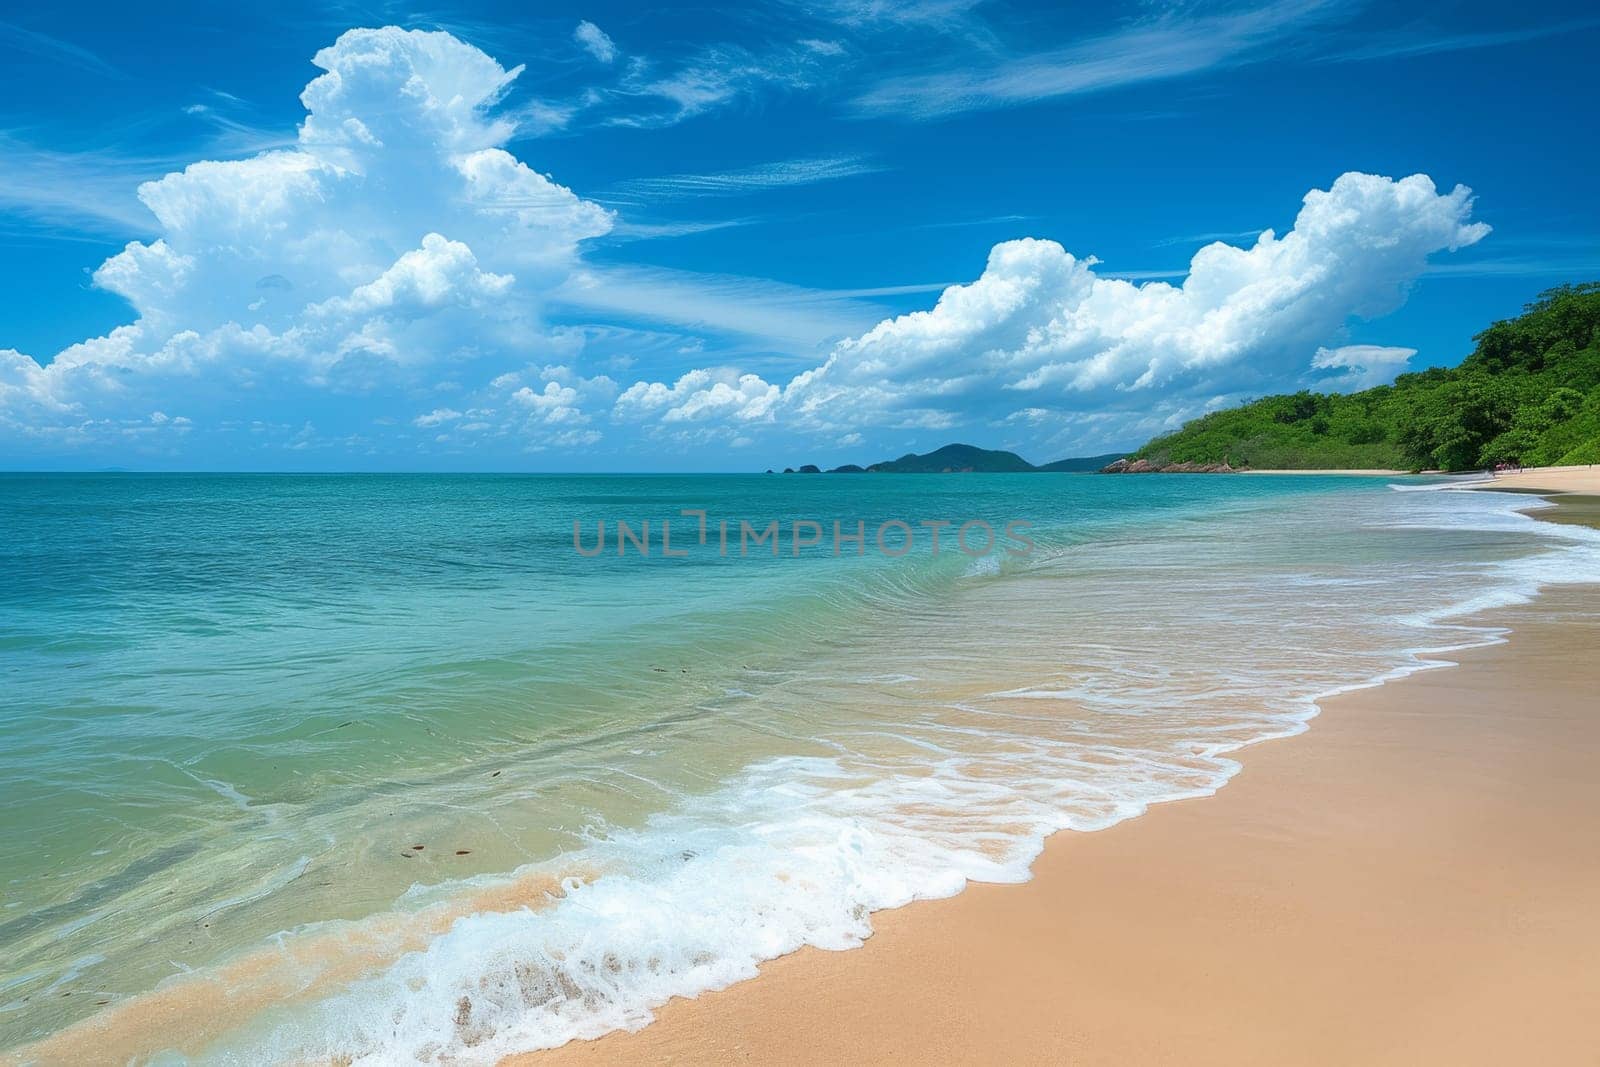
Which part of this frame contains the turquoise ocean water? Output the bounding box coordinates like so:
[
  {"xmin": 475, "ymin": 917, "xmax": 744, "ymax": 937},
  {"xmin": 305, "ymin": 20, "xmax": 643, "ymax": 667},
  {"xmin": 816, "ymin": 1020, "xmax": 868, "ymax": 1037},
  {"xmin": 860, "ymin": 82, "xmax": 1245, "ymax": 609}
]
[{"xmin": 3, "ymin": 473, "xmax": 1598, "ymax": 1062}]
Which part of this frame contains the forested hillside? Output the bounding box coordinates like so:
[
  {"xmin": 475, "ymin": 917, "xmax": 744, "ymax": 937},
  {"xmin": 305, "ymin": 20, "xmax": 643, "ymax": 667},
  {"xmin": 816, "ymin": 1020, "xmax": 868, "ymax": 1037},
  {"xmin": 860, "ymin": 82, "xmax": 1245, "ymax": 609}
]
[{"xmin": 1131, "ymin": 284, "xmax": 1600, "ymax": 471}]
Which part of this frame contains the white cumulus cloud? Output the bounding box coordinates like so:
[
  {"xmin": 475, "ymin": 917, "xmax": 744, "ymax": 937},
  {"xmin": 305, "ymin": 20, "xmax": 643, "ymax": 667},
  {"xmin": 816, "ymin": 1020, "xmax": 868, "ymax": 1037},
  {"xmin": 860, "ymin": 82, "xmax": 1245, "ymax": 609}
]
[
  {"xmin": 776, "ymin": 171, "xmax": 1487, "ymax": 432},
  {"xmin": 413, "ymin": 407, "xmax": 463, "ymax": 428},
  {"xmin": 505, "ymin": 365, "xmax": 617, "ymax": 426},
  {"xmin": 1, "ymin": 27, "xmax": 613, "ymax": 454},
  {"xmin": 1309, "ymin": 343, "xmax": 1419, "ymax": 391},
  {"xmin": 615, "ymin": 368, "xmax": 781, "ymax": 424},
  {"xmin": 605, "ymin": 172, "xmax": 1488, "ymax": 453}
]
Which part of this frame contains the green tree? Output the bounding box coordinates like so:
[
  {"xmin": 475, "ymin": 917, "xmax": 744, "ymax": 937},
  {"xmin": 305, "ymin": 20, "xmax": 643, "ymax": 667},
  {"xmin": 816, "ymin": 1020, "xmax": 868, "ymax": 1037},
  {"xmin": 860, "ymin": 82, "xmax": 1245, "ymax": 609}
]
[{"xmin": 1130, "ymin": 283, "xmax": 1600, "ymax": 472}]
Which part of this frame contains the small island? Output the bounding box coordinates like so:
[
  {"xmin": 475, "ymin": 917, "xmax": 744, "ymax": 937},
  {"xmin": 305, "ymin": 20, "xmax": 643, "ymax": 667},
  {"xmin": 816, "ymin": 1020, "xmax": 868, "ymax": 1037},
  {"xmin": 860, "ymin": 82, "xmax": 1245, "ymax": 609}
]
[{"xmin": 772, "ymin": 442, "xmax": 1127, "ymax": 474}]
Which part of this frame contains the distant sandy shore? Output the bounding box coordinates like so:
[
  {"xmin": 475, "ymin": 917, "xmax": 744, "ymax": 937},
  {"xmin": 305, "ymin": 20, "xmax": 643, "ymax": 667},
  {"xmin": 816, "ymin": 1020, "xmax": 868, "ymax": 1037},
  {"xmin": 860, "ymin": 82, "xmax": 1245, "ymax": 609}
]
[
  {"xmin": 1473, "ymin": 464, "xmax": 1600, "ymax": 494},
  {"xmin": 1239, "ymin": 464, "xmax": 1600, "ymax": 494},
  {"xmin": 524, "ymin": 502, "xmax": 1600, "ymax": 1066}
]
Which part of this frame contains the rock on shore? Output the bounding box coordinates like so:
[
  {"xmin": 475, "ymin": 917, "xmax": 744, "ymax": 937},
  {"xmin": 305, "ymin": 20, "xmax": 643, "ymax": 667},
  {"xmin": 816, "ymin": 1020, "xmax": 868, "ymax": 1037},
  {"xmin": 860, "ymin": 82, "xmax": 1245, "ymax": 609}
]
[{"xmin": 1100, "ymin": 458, "xmax": 1238, "ymax": 473}]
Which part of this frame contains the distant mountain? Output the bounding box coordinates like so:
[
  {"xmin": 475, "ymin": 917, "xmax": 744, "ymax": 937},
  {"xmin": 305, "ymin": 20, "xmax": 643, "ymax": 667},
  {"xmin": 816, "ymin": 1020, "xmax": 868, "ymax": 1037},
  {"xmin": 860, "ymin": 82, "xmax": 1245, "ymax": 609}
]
[
  {"xmin": 866, "ymin": 443, "xmax": 1036, "ymax": 473},
  {"xmin": 1035, "ymin": 452, "xmax": 1130, "ymax": 473},
  {"xmin": 770, "ymin": 442, "xmax": 1128, "ymax": 473}
]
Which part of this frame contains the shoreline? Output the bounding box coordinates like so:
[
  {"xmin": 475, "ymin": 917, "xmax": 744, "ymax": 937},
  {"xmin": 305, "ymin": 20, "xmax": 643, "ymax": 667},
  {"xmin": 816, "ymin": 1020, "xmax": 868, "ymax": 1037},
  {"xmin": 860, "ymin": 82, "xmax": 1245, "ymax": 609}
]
[
  {"xmin": 1235, "ymin": 467, "xmax": 1416, "ymax": 475},
  {"xmin": 1467, "ymin": 465, "xmax": 1600, "ymax": 494},
  {"xmin": 521, "ymin": 497, "xmax": 1600, "ymax": 1066},
  {"xmin": 9, "ymin": 483, "xmax": 1595, "ymax": 1063},
  {"xmin": 1229, "ymin": 464, "xmax": 1600, "ymax": 491}
]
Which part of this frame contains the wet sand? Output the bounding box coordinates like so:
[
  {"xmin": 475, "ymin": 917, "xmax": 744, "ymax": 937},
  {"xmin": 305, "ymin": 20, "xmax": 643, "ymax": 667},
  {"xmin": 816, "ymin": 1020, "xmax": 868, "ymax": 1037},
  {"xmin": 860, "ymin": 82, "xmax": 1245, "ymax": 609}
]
[{"xmin": 523, "ymin": 516, "xmax": 1600, "ymax": 1064}]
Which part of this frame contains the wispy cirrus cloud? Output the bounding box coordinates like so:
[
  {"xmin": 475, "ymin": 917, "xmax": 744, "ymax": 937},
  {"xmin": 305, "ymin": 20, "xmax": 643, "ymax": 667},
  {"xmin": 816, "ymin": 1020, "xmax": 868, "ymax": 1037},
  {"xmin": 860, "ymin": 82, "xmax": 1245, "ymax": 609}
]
[
  {"xmin": 0, "ymin": 134, "xmax": 166, "ymax": 233},
  {"xmin": 604, "ymin": 216, "xmax": 763, "ymax": 240},
  {"xmin": 1330, "ymin": 14, "xmax": 1600, "ymax": 62},
  {"xmin": 606, "ymin": 38, "xmax": 846, "ymax": 128},
  {"xmin": 178, "ymin": 103, "xmax": 297, "ymax": 157},
  {"xmin": 552, "ymin": 264, "xmax": 890, "ymax": 355},
  {"xmin": 1, "ymin": 91, "xmax": 292, "ymax": 237},
  {"xmin": 914, "ymin": 213, "xmax": 1036, "ymax": 230},
  {"xmin": 0, "ymin": 19, "xmax": 120, "ymax": 77},
  {"xmin": 1152, "ymin": 228, "xmax": 1266, "ymax": 248},
  {"xmin": 806, "ymin": 0, "xmax": 986, "ymax": 29},
  {"xmin": 824, "ymin": 280, "xmax": 956, "ymax": 298},
  {"xmin": 838, "ymin": 2, "xmax": 1595, "ymax": 123},
  {"xmin": 573, "ymin": 20, "xmax": 618, "ymax": 64},
  {"xmin": 606, "ymin": 155, "xmax": 885, "ymax": 200},
  {"xmin": 849, "ymin": 0, "xmax": 1343, "ymax": 119},
  {"xmin": 802, "ymin": 0, "xmax": 999, "ymax": 48},
  {"xmin": 1423, "ymin": 255, "xmax": 1600, "ymax": 278}
]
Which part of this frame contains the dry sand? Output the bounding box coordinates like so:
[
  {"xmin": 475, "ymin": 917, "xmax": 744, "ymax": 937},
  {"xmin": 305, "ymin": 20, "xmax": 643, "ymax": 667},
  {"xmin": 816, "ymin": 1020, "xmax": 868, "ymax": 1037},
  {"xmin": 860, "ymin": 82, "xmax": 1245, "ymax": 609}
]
[
  {"xmin": 1476, "ymin": 465, "xmax": 1600, "ymax": 494},
  {"xmin": 522, "ymin": 511, "xmax": 1600, "ymax": 1066},
  {"xmin": 1244, "ymin": 465, "xmax": 1600, "ymax": 493}
]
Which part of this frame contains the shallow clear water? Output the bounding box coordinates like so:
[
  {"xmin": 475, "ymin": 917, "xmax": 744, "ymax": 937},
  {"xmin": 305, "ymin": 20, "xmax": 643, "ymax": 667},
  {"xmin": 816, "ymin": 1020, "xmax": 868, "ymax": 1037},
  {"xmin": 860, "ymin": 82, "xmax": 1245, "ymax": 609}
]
[{"xmin": 2, "ymin": 473, "xmax": 1597, "ymax": 1062}]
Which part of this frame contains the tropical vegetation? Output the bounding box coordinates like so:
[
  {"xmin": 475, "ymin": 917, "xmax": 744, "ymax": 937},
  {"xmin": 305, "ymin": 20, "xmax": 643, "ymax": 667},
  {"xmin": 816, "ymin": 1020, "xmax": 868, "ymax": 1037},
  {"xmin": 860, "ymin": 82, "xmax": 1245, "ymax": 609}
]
[{"xmin": 1131, "ymin": 283, "xmax": 1600, "ymax": 471}]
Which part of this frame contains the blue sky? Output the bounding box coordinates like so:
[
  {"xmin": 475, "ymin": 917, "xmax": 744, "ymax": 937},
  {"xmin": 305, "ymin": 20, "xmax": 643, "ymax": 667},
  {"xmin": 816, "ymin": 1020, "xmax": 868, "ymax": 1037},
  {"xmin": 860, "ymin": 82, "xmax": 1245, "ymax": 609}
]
[{"xmin": 2, "ymin": 0, "xmax": 1597, "ymax": 471}]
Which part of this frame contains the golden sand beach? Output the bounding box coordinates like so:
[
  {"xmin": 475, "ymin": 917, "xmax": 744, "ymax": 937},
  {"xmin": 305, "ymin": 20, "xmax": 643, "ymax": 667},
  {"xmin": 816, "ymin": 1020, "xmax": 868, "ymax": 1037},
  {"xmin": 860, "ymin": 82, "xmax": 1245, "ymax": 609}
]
[
  {"xmin": 1479, "ymin": 465, "xmax": 1600, "ymax": 494},
  {"xmin": 519, "ymin": 478, "xmax": 1600, "ymax": 1067},
  {"xmin": 1241, "ymin": 466, "xmax": 1600, "ymax": 491}
]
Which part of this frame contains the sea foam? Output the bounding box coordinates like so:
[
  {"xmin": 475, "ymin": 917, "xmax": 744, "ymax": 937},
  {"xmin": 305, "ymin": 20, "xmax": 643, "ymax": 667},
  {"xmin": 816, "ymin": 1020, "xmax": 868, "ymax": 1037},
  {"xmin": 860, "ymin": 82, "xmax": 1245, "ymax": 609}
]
[
  {"xmin": 212, "ymin": 488, "xmax": 1600, "ymax": 1065},
  {"xmin": 13, "ymin": 481, "xmax": 1599, "ymax": 1064}
]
